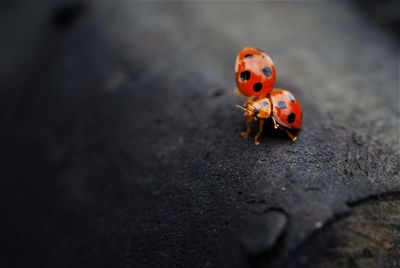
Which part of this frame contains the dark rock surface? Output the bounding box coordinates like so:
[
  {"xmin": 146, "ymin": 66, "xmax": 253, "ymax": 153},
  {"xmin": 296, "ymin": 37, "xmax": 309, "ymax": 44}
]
[{"xmin": 1, "ymin": 1, "xmax": 399, "ymax": 268}]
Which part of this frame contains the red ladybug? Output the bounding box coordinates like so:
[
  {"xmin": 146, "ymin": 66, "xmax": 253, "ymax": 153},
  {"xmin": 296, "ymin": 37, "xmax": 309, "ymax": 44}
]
[
  {"xmin": 234, "ymin": 47, "xmax": 302, "ymax": 145},
  {"xmin": 234, "ymin": 47, "xmax": 276, "ymax": 97}
]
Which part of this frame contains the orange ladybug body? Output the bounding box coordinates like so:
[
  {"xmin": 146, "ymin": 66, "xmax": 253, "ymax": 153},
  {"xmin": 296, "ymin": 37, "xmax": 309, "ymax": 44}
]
[{"xmin": 234, "ymin": 47, "xmax": 302, "ymax": 145}]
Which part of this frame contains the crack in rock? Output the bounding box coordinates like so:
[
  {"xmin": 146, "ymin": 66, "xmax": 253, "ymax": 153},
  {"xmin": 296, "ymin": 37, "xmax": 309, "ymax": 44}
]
[{"xmin": 241, "ymin": 209, "xmax": 288, "ymax": 266}]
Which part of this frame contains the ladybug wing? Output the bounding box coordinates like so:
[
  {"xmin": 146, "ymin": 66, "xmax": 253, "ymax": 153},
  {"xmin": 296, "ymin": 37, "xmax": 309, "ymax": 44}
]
[{"xmin": 270, "ymin": 89, "xmax": 302, "ymax": 129}]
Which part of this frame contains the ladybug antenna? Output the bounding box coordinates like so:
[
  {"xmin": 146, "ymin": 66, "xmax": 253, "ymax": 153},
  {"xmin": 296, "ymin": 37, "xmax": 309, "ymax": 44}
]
[{"xmin": 235, "ymin": 104, "xmax": 247, "ymax": 111}]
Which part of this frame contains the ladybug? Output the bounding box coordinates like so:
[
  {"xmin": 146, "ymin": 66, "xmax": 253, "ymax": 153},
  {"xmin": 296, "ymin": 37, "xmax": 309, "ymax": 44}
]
[
  {"xmin": 234, "ymin": 47, "xmax": 302, "ymax": 145},
  {"xmin": 234, "ymin": 47, "xmax": 276, "ymax": 97}
]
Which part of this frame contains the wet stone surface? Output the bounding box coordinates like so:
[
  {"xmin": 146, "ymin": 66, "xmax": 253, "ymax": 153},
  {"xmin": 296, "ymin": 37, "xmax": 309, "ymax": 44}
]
[{"xmin": 1, "ymin": 1, "xmax": 399, "ymax": 268}]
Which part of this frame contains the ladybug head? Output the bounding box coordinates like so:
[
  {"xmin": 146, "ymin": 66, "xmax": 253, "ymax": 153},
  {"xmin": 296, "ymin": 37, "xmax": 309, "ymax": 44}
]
[{"xmin": 234, "ymin": 47, "xmax": 276, "ymax": 97}]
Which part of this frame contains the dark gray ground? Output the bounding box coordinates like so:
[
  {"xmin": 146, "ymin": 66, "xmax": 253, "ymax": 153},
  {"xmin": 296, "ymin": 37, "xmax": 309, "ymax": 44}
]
[{"xmin": 1, "ymin": 1, "xmax": 400, "ymax": 268}]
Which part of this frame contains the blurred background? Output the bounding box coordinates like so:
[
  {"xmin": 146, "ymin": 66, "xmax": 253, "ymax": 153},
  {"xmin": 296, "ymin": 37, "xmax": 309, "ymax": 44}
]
[{"xmin": 1, "ymin": 1, "xmax": 399, "ymax": 267}]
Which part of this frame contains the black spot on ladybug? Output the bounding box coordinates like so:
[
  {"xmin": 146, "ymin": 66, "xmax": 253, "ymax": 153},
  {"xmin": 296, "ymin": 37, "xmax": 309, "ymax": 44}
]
[
  {"xmin": 244, "ymin": 54, "xmax": 253, "ymax": 58},
  {"xmin": 253, "ymin": 83, "xmax": 262, "ymax": 92},
  {"xmin": 240, "ymin": 71, "xmax": 251, "ymax": 81},
  {"xmin": 288, "ymin": 113, "xmax": 296, "ymax": 124},
  {"xmin": 277, "ymin": 101, "xmax": 286, "ymax": 109},
  {"xmin": 262, "ymin": 67, "xmax": 272, "ymax": 77}
]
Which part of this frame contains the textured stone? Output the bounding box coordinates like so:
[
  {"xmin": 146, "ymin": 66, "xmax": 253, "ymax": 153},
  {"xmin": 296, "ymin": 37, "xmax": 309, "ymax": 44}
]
[{"xmin": 1, "ymin": 1, "xmax": 399, "ymax": 268}]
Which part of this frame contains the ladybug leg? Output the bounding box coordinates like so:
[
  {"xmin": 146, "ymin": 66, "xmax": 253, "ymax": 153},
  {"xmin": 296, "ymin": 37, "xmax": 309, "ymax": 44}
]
[
  {"xmin": 254, "ymin": 119, "xmax": 265, "ymax": 145},
  {"xmin": 271, "ymin": 116, "xmax": 279, "ymax": 129},
  {"xmin": 279, "ymin": 126, "xmax": 297, "ymax": 142},
  {"xmin": 240, "ymin": 118, "xmax": 253, "ymax": 138}
]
